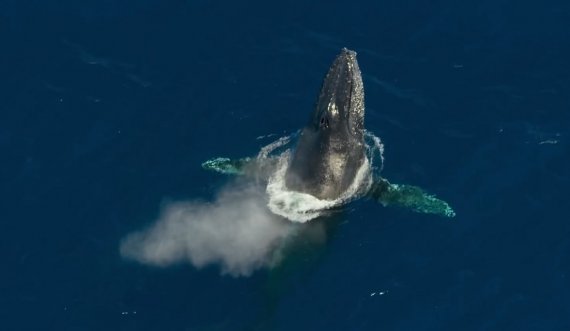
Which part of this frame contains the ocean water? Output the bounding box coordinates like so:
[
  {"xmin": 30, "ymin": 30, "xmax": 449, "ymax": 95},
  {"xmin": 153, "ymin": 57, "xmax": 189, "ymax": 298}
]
[{"xmin": 2, "ymin": 1, "xmax": 569, "ymax": 330}]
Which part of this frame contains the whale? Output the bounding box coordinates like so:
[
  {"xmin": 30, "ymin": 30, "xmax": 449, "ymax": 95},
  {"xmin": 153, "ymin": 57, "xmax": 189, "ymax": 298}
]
[
  {"xmin": 202, "ymin": 48, "xmax": 455, "ymax": 219},
  {"xmin": 285, "ymin": 48, "xmax": 365, "ymax": 200}
]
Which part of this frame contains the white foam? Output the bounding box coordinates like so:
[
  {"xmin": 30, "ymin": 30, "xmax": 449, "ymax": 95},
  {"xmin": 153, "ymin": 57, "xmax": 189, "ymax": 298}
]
[
  {"xmin": 266, "ymin": 151, "xmax": 337, "ymax": 222},
  {"xmin": 265, "ymin": 150, "xmax": 373, "ymax": 223},
  {"xmin": 255, "ymin": 131, "xmax": 384, "ymax": 223},
  {"xmin": 365, "ymin": 130, "xmax": 385, "ymax": 172},
  {"xmin": 256, "ymin": 134, "xmax": 293, "ymax": 159}
]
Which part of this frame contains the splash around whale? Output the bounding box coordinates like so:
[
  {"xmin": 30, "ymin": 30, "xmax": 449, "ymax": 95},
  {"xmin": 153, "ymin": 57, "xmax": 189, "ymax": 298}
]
[{"xmin": 266, "ymin": 130, "xmax": 390, "ymax": 222}]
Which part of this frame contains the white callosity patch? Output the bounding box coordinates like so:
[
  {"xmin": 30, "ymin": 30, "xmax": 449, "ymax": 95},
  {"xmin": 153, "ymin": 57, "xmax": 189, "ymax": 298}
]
[{"xmin": 327, "ymin": 101, "xmax": 339, "ymax": 116}]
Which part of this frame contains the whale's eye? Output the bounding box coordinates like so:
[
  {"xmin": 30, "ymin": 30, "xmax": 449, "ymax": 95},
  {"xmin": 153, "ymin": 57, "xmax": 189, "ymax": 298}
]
[{"xmin": 320, "ymin": 116, "xmax": 330, "ymax": 129}]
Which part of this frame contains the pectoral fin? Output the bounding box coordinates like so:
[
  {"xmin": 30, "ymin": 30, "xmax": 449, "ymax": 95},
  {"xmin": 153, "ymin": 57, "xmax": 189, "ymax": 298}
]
[{"xmin": 369, "ymin": 178, "xmax": 455, "ymax": 218}]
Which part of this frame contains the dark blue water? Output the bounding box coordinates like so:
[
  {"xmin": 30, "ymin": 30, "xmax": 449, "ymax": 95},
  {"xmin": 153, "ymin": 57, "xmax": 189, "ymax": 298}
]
[{"xmin": 2, "ymin": 1, "xmax": 569, "ymax": 330}]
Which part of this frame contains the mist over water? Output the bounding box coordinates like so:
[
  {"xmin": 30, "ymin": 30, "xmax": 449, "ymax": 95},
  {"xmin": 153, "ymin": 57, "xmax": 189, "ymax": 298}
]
[{"xmin": 120, "ymin": 182, "xmax": 296, "ymax": 277}]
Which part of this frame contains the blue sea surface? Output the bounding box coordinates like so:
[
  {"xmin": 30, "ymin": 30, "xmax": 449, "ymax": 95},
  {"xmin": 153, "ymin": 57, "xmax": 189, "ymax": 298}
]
[{"xmin": 1, "ymin": 1, "xmax": 569, "ymax": 330}]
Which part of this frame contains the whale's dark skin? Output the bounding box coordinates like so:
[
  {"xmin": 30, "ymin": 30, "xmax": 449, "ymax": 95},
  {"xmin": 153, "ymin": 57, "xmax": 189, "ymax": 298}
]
[
  {"xmin": 202, "ymin": 48, "xmax": 455, "ymax": 218},
  {"xmin": 285, "ymin": 48, "xmax": 365, "ymax": 200}
]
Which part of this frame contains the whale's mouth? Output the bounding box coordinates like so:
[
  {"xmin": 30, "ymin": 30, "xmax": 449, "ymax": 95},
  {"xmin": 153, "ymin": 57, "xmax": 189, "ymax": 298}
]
[{"xmin": 261, "ymin": 131, "xmax": 384, "ymax": 222}]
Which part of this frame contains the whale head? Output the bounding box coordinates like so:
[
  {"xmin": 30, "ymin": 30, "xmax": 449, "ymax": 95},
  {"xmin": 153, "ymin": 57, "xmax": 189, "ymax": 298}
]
[{"xmin": 285, "ymin": 48, "xmax": 366, "ymax": 200}]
